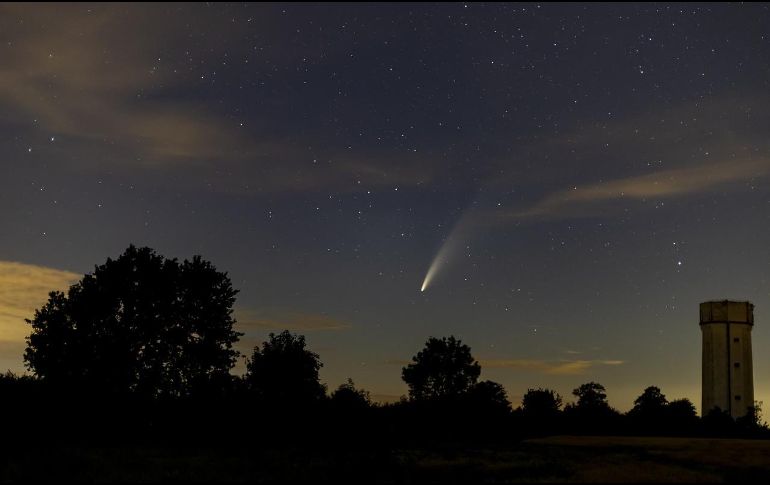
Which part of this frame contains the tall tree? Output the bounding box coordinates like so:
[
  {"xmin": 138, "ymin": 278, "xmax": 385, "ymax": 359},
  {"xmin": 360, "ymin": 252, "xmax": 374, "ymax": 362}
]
[
  {"xmin": 402, "ymin": 336, "xmax": 481, "ymax": 401},
  {"xmin": 24, "ymin": 245, "xmax": 241, "ymax": 398}
]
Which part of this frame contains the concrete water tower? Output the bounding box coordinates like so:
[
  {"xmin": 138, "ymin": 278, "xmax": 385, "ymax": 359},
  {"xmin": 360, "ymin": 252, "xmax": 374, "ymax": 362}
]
[{"xmin": 700, "ymin": 300, "xmax": 754, "ymax": 418}]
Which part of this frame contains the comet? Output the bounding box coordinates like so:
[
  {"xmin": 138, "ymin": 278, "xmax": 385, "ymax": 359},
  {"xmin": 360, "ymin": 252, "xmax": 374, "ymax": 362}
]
[{"xmin": 420, "ymin": 207, "xmax": 478, "ymax": 292}]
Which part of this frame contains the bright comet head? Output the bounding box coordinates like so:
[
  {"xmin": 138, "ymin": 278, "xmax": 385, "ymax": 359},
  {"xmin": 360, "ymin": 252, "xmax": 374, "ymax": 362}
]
[
  {"xmin": 419, "ymin": 205, "xmax": 479, "ymax": 293},
  {"xmin": 419, "ymin": 254, "xmax": 441, "ymax": 292}
]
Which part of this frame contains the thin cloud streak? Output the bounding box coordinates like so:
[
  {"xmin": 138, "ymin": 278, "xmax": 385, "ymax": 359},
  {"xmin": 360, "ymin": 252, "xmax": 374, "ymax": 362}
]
[
  {"xmin": 480, "ymin": 359, "xmax": 624, "ymax": 375},
  {"xmin": 504, "ymin": 158, "xmax": 769, "ymax": 221},
  {"xmin": 386, "ymin": 357, "xmax": 624, "ymax": 376},
  {"xmin": 235, "ymin": 309, "xmax": 351, "ymax": 332}
]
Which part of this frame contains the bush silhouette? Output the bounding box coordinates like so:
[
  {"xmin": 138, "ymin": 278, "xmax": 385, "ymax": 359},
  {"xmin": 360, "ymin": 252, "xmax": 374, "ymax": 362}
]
[
  {"xmin": 331, "ymin": 378, "xmax": 372, "ymax": 411},
  {"xmin": 24, "ymin": 245, "xmax": 242, "ymax": 398},
  {"xmin": 734, "ymin": 402, "xmax": 770, "ymax": 437}
]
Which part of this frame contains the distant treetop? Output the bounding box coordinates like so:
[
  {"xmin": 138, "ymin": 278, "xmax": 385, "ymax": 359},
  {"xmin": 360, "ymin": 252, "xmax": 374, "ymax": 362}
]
[
  {"xmin": 244, "ymin": 330, "xmax": 327, "ymax": 406},
  {"xmin": 402, "ymin": 335, "xmax": 481, "ymax": 401}
]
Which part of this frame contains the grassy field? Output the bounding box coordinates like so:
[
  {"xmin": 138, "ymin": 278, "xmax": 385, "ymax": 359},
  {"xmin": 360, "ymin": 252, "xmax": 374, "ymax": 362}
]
[
  {"xmin": 520, "ymin": 436, "xmax": 770, "ymax": 482},
  {"xmin": 390, "ymin": 436, "xmax": 770, "ymax": 483},
  {"xmin": 2, "ymin": 436, "xmax": 770, "ymax": 482}
]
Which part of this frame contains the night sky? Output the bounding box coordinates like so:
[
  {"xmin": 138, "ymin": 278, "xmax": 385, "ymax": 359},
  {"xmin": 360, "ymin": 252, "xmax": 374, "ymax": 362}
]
[{"xmin": 2, "ymin": 3, "xmax": 770, "ymax": 411}]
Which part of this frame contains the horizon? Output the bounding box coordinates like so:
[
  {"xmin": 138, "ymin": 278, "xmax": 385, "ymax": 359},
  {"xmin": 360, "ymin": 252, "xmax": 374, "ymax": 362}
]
[{"xmin": 0, "ymin": 255, "xmax": 759, "ymax": 414}]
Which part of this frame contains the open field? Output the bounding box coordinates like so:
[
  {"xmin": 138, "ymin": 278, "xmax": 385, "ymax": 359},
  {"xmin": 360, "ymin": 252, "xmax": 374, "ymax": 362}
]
[
  {"xmin": 1, "ymin": 436, "xmax": 770, "ymax": 482},
  {"xmin": 520, "ymin": 436, "xmax": 770, "ymax": 482}
]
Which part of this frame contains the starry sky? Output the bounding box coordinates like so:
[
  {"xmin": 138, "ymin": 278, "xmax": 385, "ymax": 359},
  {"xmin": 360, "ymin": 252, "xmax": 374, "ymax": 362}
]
[{"xmin": 1, "ymin": 3, "xmax": 770, "ymax": 411}]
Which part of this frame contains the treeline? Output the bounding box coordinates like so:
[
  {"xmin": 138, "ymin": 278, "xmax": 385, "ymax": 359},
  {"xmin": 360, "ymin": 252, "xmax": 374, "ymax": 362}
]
[
  {"xmin": 0, "ymin": 246, "xmax": 767, "ymax": 447},
  {"xmin": 1, "ymin": 342, "xmax": 766, "ymax": 447}
]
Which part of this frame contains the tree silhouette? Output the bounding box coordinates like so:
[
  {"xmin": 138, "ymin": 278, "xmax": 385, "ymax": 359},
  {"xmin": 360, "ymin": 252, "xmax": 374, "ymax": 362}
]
[
  {"xmin": 518, "ymin": 388, "xmax": 563, "ymax": 436},
  {"xmin": 736, "ymin": 402, "xmax": 770, "ymax": 435},
  {"xmin": 664, "ymin": 398, "xmax": 698, "ymax": 435},
  {"xmin": 245, "ymin": 330, "xmax": 326, "ymax": 406},
  {"xmin": 627, "ymin": 386, "xmax": 669, "ymax": 434},
  {"xmin": 24, "ymin": 245, "xmax": 241, "ymax": 398},
  {"xmin": 666, "ymin": 398, "xmax": 696, "ymax": 419},
  {"xmin": 630, "ymin": 386, "xmax": 668, "ymax": 417},
  {"xmin": 522, "ymin": 387, "xmax": 563, "ymax": 418},
  {"xmin": 401, "ymin": 336, "xmax": 480, "ymax": 401},
  {"xmin": 571, "ymin": 381, "xmax": 610, "ymax": 410},
  {"xmin": 564, "ymin": 382, "xmax": 618, "ymax": 433}
]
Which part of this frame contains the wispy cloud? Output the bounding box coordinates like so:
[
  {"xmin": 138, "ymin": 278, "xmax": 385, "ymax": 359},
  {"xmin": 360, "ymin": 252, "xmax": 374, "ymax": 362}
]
[
  {"xmin": 0, "ymin": 5, "xmax": 439, "ymax": 195},
  {"xmin": 0, "ymin": 261, "xmax": 79, "ymax": 343},
  {"xmin": 503, "ymin": 158, "xmax": 769, "ymax": 220},
  {"xmin": 235, "ymin": 309, "xmax": 351, "ymax": 332},
  {"xmin": 488, "ymin": 94, "xmax": 769, "ymax": 189},
  {"xmin": 480, "ymin": 359, "xmax": 624, "ymax": 375},
  {"xmin": 0, "ymin": 6, "xmax": 247, "ymax": 161}
]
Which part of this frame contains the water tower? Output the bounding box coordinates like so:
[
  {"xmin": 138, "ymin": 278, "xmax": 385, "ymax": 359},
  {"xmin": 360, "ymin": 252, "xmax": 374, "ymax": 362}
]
[{"xmin": 700, "ymin": 300, "xmax": 754, "ymax": 418}]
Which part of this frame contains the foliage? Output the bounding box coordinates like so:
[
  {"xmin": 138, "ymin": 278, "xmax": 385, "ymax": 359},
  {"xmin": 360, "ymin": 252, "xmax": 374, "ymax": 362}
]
[
  {"xmin": 666, "ymin": 398, "xmax": 698, "ymax": 424},
  {"xmin": 736, "ymin": 401, "xmax": 770, "ymax": 435},
  {"xmin": 0, "ymin": 370, "xmax": 38, "ymax": 391},
  {"xmin": 702, "ymin": 407, "xmax": 736, "ymax": 435},
  {"xmin": 19, "ymin": 247, "xmax": 770, "ymax": 446},
  {"xmin": 245, "ymin": 330, "xmax": 327, "ymax": 406},
  {"xmin": 563, "ymin": 382, "xmax": 620, "ymax": 434},
  {"xmin": 571, "ymin": 382, "xmax": 610, "ymax": 410},
  {"xmin": 401, "ymin": 336, "xmax": 480, "ymax": 401},
  {"xmin": 627, "ymin": 387, "xmax": 699, "ymax": 435},
  {"xmin": 666, "ymin": 398, "xmax": 695, "ymax": 416},
  {"xmin": 517, "ymin": 387, "xmax": 564, "ymax": 436},
  {"xmin": 465, "ymin": 380, "xmax": 511, "ymax": 413},
  {"xmin": 631, "ymin": 386, "xmax": 668, "ymax": 414},
  {"xmin": 521, "ymin": 387, "xmax": 563, "ymax": 418},
  {"xmin": 24, "ymin": 245, "xmax": 241, "ymax": 398},
  {"xmin": 331, "ymin": 378, "xmax": 372, "ymax": 410}
]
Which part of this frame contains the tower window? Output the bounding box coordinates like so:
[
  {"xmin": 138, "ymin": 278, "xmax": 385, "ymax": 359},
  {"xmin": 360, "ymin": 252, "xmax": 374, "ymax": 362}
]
[
  {"xmin": 734, "ymin": 338, "xmax": 740, "ymax": 343},
  {"xmin": 735, "ymin": 395, "xmax": 742, "ymax": 401},
  {"xmin": 734, "ymin": 362, "xmax": 741, "ymax": 368}
]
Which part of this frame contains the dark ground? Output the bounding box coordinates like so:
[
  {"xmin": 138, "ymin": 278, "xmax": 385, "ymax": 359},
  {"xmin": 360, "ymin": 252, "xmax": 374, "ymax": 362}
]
[{"xmin": 2, "ymin": 436, "xmax": 770, "ymax": 483}]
